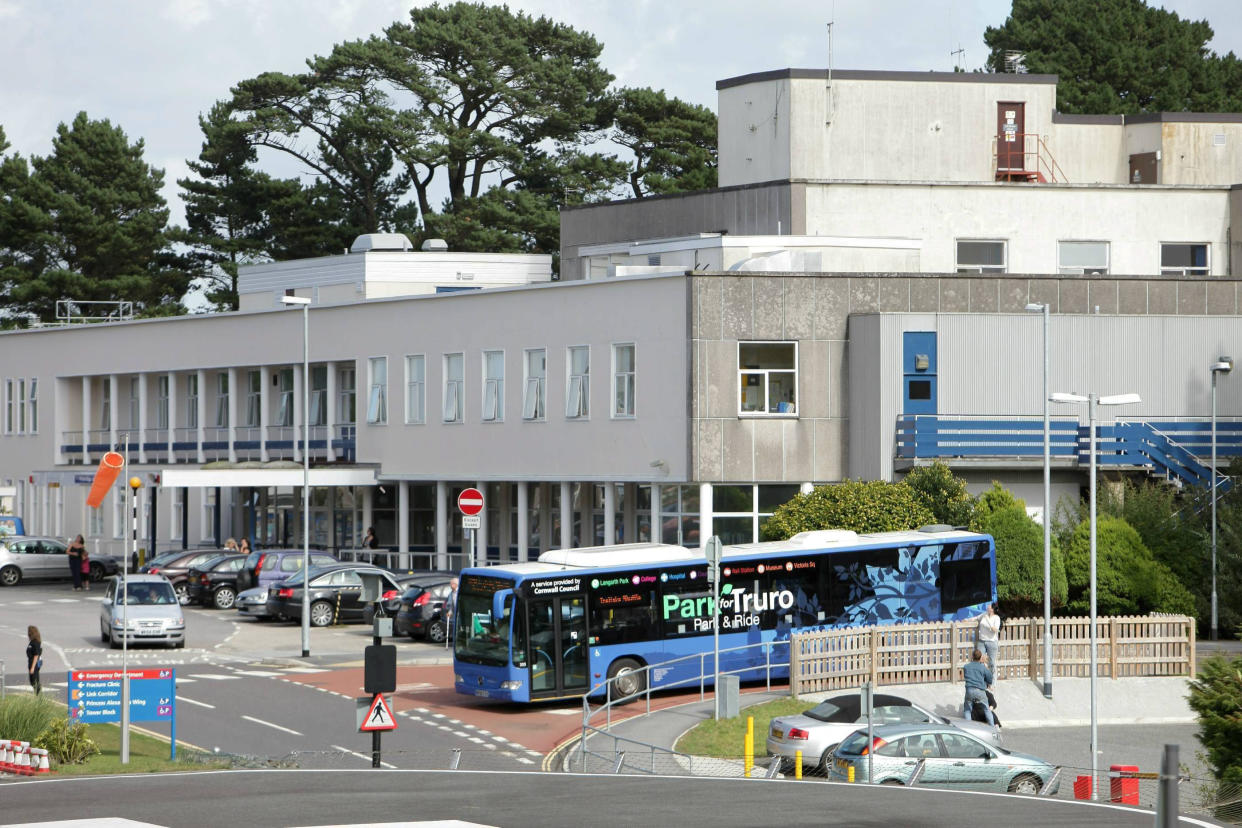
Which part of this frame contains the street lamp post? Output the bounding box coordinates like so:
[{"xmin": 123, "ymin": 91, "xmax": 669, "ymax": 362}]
[
  {"xmin": 281, "ymin": 295, "xmax": 312, "ymax": 658},
  {"xmin": 1025, "ymin": 302, "xmax": 1053, "ymax": 698},
  {"xmin": 1210, "ymin": 357, "xmax": 1233, "ymax": 641},
  {"xmin": 1051, "ymin": 390, "xmax": 1140, "ymax": 800}
]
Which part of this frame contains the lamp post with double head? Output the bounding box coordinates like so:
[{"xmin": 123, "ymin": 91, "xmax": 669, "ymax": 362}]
[
  {"xmin": 1050, "ymin": 391, "xmax": 1140, "ymax": 800},
  {"xmin": 1025, "ymin": 302, "xmax": 1053, "ymax": 698},
  {"xmin": 280, "ymin": 294, "xmax": 312, "ymax": 658},
  {"xmin": 1210, "ymin": 356, "xmax": 1233, "ymax": 641}
]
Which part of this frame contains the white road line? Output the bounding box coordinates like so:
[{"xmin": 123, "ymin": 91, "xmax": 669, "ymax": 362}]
[
  {"xmin": 178, "ymin": 696, "xmax": 215, "ymax": 709},
  {"xmin": 241, "ymin": 714, "xmax": 302, "ymax": 735},
  {"xmin": 15, "ymin": 600, "xmax": 43, "ymax": 605},
  {"xmin": 230, "ymin": 670, "xmax": 284, "ymax": 677},
  {"xmin": 49, "ymin": 598, "xmax": 80, "ymax": 603},
  {"xmin": 280, "ymin": 667, "xmax": 326, "ymax": 673},
  {"xmin": 188, "ymin": 673, "xmax": 240, "ymax": 680},
  {"xmin": 330, "ymin": 744, "xmax": 396, "ymax": 769}
]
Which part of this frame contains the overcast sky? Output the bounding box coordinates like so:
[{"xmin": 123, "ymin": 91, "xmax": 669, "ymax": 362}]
[{"xmin": 2, "ymin": 0, "xmax": 1240, "ymax": 227}]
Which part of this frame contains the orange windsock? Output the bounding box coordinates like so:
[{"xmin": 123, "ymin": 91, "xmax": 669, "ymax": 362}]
[{"xmin": 86, "ymin": 452, "xmax": 124, "ymax": 509}]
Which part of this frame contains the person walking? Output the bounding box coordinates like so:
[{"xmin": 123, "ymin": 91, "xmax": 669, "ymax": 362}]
[
  {"xmin": 975, "ymin": 603, "xmax": 1001, "ymax": 677},
  {"xmin": 26, "ymin": 626, "xmax": 43, "ymax": 696},
  {"xmin": 961, "ymin": 648, "xmax": 995, "ymax": 725},
  {"xmin": 67, "ymin": 534, "xmax": 86, "ymax": 591},
  {"xmin": 444, "ymin": 577, "xmax": 459, "ymax": 649}
]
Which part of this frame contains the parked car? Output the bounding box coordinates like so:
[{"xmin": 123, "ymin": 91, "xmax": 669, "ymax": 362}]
[
  {"xmin": 396, "ymin": 579, "xmax": 456, "ymax": 642},
  {"xmin": 237, "ymin": 585, "xmax": 280, "ymax": 620},
  {"xmin": 236, "ymin": 548, "xmax": 339, "ymax": 593},
  {"xmin": 361, "ymin": 571, "xmax": 450, "ymax": 629},
  {"xmin": 138, "ymin": 550, "xmax": 187, "ymax": 574},
  {"xmin": 0, "ymin": 536, "xmax": 121, "ymax": 586},
  {"xmin": 267, "ymin": 564, "xmax": 403, "ymax": 627},
  {"xmin": 827, "ymin": 723, "xmax": 1057, "ymax": 794},
  {"xmin": 98, "ymin": 574, "xmax": 186, "ymax": 649},
  {"xmin": 142, "ymin": 549, "xmax": 234, "ymax": 604},
  {"xmin": 185, "ymin": 553, "xmax": 247, "ymax": 609},
  {"xmin": 767, "ymin": 692, "xmax": 1003, "ymax": 774}
]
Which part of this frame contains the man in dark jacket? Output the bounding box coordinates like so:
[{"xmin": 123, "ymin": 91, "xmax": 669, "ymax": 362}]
[{"xmin": 961, "ymin": 648, "xmax": 995, "ymax": 725}]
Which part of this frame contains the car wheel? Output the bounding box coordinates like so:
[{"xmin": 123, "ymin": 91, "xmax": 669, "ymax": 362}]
[
  {"xmin": 607, "ymin": 658, "xmax": 646, "ymax": 700},
  {"xmin": 101, "ymin": 622, "xmax": 110, "ymax": 644},
  {"xmin": 309, "ymin": 600, "xmax": 334, "ymax": 627},
  {"xmin": 109, "ymin": 629, "xmax": 121, "ymax": 650},
  {"xmin": 174, "ymin": 639, "xmax": 186, "ymax": 650},
  {"xmin": 1008, "ymin": 773, "xmax": 1041, "ymax": 796},
  {"xmin": 213, "ymin": 586, "xmax": 237, "ymax": 610},
  {"xmin": 89, "ymin": 562, "xmax": 106, "ymax": 582},
  {"xmin": 0, "ymin": 566, "xmax": 21, "ymax": 587},
  {"xmin": 817, "ymin": 743, "xmax": 840, "ymax": 774},
  {"xmin": 174, "ymin": 582, "xmax": 190, "ymax": 605},
  {"xmin": 427, "ymin": 619, "xmax": 447, "ymax": 644}
]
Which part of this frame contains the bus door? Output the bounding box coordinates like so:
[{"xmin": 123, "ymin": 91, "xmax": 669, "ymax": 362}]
[{"xmin": 527, "ymin": 595, "xmax": 588, "ymax": 697}]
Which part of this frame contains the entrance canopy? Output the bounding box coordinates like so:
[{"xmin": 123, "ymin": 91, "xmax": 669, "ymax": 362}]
[{"xmin": 160, "ymin": 467, "xmax": 377, "ymax": 488}]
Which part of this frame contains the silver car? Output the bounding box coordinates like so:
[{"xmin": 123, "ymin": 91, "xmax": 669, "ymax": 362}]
[
  {"xmin": 828, "ymin": 723, "xmax": 1058, "ymax": 795},
  {"xmin": 99, "ymin": 575, "xmax": 186, "ymax": 649},
  {"xmin": 0, "ymin": 536, "xmax": 121, "ymax": 586},
  {"xmin": 766, "ymin": 692, "xmax": 1002, "ymax": 773}
]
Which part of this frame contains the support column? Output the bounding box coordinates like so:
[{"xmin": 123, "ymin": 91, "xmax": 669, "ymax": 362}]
[
  {"xmin": 475, "ymin": 480, "xmax": 487, "ymax": 567},
  {"xmin": 196, "ymin": 369, "xmax": 207, "ymax": 463},
  {"xmin": 292, "ymin": 363, "xmax": 303, "ymax": 463},
  {"xmin": 81, "ymin": 377, "xmax": 92, "ymax": 465},
  {"xmin": 651, "ymin": 484, "xmax": 662, "ymax": 544},
  {"xmin": 108, "ymin": 374, "xmax": 119, "ymax": 453},
  {"xmin": 227, "ymin": 368, "xmax": 240, "ymax": 463},
  {"xmin": 539, "ymin": 483, "xmax": 552, "ymax": 554},
  {"xmin": 435, "ymin": 481, "xmax": 448, "ymax": 570},
  {"xmin": 325, "ymin": 361, "xmax": 337, "ymax": 460},
  {"xmin": 361, "ymin": 486, "xmax": 373, "ymax": 548},
  {"xmin": 398, "ymin": 480, "xmax": 410, "ymax": 570},
  {"xmin": 136, "ymin": 374, "xmax": 148, "ymax": 464},
  {"xmin": 166, "ymin": 371, "xmax": 177, "ymax": 461},
  {"xmin": 258, "ymin": 366, "xmax": 271, "ymax": 462},
  {"xmin": 499, "ymin": 483, "xmax": 511, "ymax": 563},
  {"xmin": 560, "ymin": 482, "xmax": 572, "ymax": 550},
  {"xmin": 623, "ymin": 483, "xmax": 637, "ymax": 545},
  {"xmin": 604, "ymin": 482, "xmax": 616, "ymax": 545},
  {"xmin": 516, "ymin": 481, "xmax": 529, "ymax": 563},
  {"xmin": 699, "ymin": 482, "xmax": 713, "ymax": 552}
]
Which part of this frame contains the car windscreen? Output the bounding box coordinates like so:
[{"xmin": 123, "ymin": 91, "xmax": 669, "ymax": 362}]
[
  {"xmin": 120, "ymin": 582, "xmax": 178, "ymax": 605},
  {"xmin": 836, "ymin": 731, "xmax": 871, "ymax": 756},
  {"xmin": 147, "ymin": 552, "xmax": 185, "ymax": 568}
]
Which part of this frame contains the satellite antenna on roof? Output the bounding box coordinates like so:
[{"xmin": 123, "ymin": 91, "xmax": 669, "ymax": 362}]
[
  {"xmin": 825, "ymin": 20, "xmax": 836, "ymax": 125},
  {"xmin": 952, "ymin": 45, "xmax": 965, "ymax": 72},
  {"xmin": 1004, "ymin": 51, "xmax": 1027, "ymax": 74}
]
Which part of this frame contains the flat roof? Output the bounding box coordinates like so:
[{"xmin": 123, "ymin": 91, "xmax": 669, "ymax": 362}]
[{"xmin": 716, "ymin": 68, "xmax": 1058, "ymax": 90}]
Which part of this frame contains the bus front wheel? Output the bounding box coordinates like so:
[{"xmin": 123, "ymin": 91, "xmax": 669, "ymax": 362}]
[{"xmin": 607, "ymin": 658, "xmax": 646, "ymax": 700}]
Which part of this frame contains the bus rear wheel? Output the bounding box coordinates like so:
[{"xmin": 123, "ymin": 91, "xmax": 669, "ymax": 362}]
[{"xmin": 607, "ymin": 658, "xmax": 646, "ymax": 700}]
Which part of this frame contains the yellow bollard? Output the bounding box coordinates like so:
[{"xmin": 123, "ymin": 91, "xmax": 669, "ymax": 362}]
[
  {"xmin": 795, "ymin": 750, "xmax": 803, "ymax": 780},
  {"xmin": 744, "ymin": 716, "xmax": 754, "ymax": 777},
  {"xmin": 848, "ymin": 764, "xmax": 855, "ymax": 783}
]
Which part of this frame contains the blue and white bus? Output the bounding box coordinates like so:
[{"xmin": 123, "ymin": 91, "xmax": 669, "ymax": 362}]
[{"xmin": 453, "ymin": 525, "xmax": 995, "ymax": 703}]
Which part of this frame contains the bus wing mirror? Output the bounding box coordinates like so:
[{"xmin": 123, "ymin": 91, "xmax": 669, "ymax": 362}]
[{"xmin": 492, "ymin": 588, "xmax": 513, "ymax": 622}]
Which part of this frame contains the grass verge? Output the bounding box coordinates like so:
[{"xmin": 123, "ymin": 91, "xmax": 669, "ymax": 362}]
[
  {"xmin": 51, "ymin": 722, "xmax": 229, "ymax": 775},
  {"xmin": 673, "ymin": 696, "xmax": 809, "ymax": 758}
]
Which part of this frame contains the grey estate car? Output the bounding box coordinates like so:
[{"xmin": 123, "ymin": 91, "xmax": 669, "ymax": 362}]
[{"xmin": 0, "ymin": 536, "xmax": 121, "ymax": 586}]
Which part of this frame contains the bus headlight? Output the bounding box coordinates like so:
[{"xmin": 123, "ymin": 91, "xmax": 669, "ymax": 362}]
[{"xmin": 500, "ymin": 680, "xmax": 522, "ymax": 690}]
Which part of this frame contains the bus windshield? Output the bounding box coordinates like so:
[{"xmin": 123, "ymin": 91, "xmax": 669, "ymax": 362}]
[{"xmin": 454, "ymin": 574, "xmax": 514, "ymax": 667}]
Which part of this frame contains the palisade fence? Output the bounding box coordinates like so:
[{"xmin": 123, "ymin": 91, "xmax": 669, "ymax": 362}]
[{"xmin": 790, "ymin": 614, "xmax": 1195, "ymax": 695}]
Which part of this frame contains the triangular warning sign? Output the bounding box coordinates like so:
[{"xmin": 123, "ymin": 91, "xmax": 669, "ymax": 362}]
[{"xmin": 359, "ymin": 693, "xmax": 397, "ymax": 732}]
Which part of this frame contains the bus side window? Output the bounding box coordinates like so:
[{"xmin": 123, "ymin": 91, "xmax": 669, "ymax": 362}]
[{"xmin": 589, "ymin": 591, "xmax": 656, "ymax": 645}]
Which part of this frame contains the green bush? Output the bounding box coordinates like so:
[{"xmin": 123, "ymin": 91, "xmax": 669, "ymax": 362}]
[
  {"xmin": 0, "ymin": 694, "xmax": 60, "ymax": 742},
  {"xmin": 977, "ymin": 502, "xmax": 1067, "ymax": 616},
  {"xmin": 1188, "ymin": 655, "xmax": 1242, "ymax": 793},
  {"xmin": 969, "ymin": 482, "xmax": 1023, "ymax": 531},
  {"xmin": 1063, "ymin": 515, "xmax": 1197, "ymax": 616},
  {"xmin": 760, "ymin": 480, "xmax": 935, "ymax": 540},
  {"xmin": 34, "ymin": 717, "xmax": 99, "ymax": 765},
  {"xmin": 902, "ymin": 462, "xmax": 974, "ymax": 527}
]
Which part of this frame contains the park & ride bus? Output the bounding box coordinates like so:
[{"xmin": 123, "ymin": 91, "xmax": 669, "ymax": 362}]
[{"xmin": 453, "ymin": 525, "xmax": 995, "ymax": 703}]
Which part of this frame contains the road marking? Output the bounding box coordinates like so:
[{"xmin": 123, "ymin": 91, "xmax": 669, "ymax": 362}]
[
  {"xmin": 189, "ymin": 673, "xmax": 241, "ymax": 680},
  {"xmin": 280, "ymin": 667, "xmax": 326, "ymax": 673},
  {"xmin": 231, "ymin": 670, "xmax": 285, "ymax": 677},
  {"xmin": 15, "ymin": 600, "xmax": 43, "ymax": 605},
  {"xmin": 331, "ymin": 744, "xmax": 396, "ymax": 769},
  {"xmin": 49, "ymin": 598, "xmax": 80, "ymax": 603},
  {"xmin": 178, "ymin": 696, "xmax": 215, "ymax": 709},
  {"xmin": 542, "ymin": 708, "xmax": 581, "ymax": 715},
  {"xmin": 242, "ymin": 714, "xmax": 302, "ymax": 735}
]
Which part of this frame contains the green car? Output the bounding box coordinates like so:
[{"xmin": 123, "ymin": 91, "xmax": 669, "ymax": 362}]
[{"xmin": 828, "ymin": 723, "xmax": 1059, "ymax": 795}]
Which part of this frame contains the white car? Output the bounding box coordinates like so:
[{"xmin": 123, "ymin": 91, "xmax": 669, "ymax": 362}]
[{"xmin": 99, "ymin": 575, "xmax": 186, "ymax": 649}]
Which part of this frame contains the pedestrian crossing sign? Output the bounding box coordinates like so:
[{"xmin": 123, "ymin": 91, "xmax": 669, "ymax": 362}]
[{"xmin": 359, "ymin": 692, "xmax": 397, "ymax": 732}]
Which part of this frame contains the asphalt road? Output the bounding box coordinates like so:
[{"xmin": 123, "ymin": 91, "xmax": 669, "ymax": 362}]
[{"xmin": 0, "ymin": 769, "xmax": 1225, "ymax": 828}]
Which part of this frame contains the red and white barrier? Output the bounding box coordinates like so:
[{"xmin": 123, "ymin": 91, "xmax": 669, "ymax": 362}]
[{"xmin": 30, "ymin": 747, "xmax": 49, "ymax": 774}]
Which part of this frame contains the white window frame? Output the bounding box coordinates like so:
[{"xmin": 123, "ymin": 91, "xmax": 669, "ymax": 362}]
[
  {"xmin": 245, "ymin": 370, "xmax": 261, "ymax": 427},
  {"xmin": 276, "ymin": 368, "xmax": 294, "ymax": 427},
  {"xmin": 26, "ymin": 377, "xmax": 37, "ymax": 434},
  {"xmin": 482, "ymin": 350, "xmax": 504, "ymax": 423},
  {"xmin": 4, "ymin": 379, "xmax": 14, "ymax": 434},
  {"xmin": 186, "ymin": 374, "xmax": 198, "ymax": 429},
  {"xmin": 523, "ymin": 348, "xmax": 546, "ymax": 421},
  {"xmin": 1058, "ymin": 240, "xmax": 1110, "ymax": 275},
  {"xmin": 202, "ymin": 488, "xmax": 218, "ymax": 546},
  {"xmin": 443, "ymin": 353, "xmax": 464, "ymax": 424},
  {"xmin": 156, "ymin": 375, "xmax": 169, "ymax": 429},
  {"xmin": 367, "ymin": 356, "xmax": 388, "ymax": 425},
  {"xmin": 215, "ymin": 372, "xmax": 229, "ymax": 428},
  {"xmin": 171, "ymin": 488, "xmax": 185, "ymax": 541},
  {"xmin": 101, "ymin": 385, "xmax": 111, "ymax": 430},
  {"xmin": 612, "ymin": 343, "xmax": 636, "ymax": 418},
  {"xmin": 738, "ymin": 341, "xmax": 799, "ymax": 418},
  {"xmin": 112, "ymin": 485, "xmax": 125, "ymax": 539},
  {"xmin": 129, "ymin": 377, "xmax": 139, "ymax": 428},
  {"xmin": 405, "ymin": 354, "xmax": 426, "ymax": 425},
  {"xmin": 1160, "ymin": 242, "xmax": 1210, "ymax": 275},
  {"xmin": 955, "ymin": 239, "xmax": 1007, "ymax": 273},
  {"xmin": 88, "ymin": 501, "xmax": 105, "ymax": 536},
  {"xmin": 338, "ymin": 367, "xmax": 356, "ymax": 424},
  {"xmin": 310, "ymin": 365, "xmax": 327, "ymax": 427},
  {"xmin": 566, "ymin": 345, "xmax": 590, "ymax": 420}
]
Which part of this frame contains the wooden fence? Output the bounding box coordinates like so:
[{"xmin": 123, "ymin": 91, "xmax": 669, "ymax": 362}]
[{"xmin": 789, "ymin": 614, "xmax": 1195, "ymax": 696}]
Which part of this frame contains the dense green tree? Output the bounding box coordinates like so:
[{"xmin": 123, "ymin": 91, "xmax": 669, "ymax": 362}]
[
  {"xmin": 761, "ymin": 480, "xmax": 934, "ymax": 540},
  {"xmin": 984, "ymin": 0, "xmax": 1242, "ymax": 114},
  {"xmin": 1062, "ymin": 515, "xmax": 1196, "ymax": 615},
  {"xmin": 1187, "ymin": 655, "xmax": 1242, "ymax": 803},
  {"xmin": 0, "ymin": 113, "xmax": 188, "ymax": 321},
  {"xmin": 611, "ymin": 87, "xmax": 717, "ymax": 198},
  {"xmin": 976, "ymin": 502, "xmax": 1068, "ymax": 616},
  {"xmin": 970, "ymin": 482, "xmax": 1023, "ymax": 531},
  {"xmin": 902, "ymin": 462, "xmax": 974, "ymax": 527}
]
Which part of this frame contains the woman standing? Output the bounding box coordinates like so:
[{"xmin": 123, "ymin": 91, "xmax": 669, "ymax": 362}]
[
  {"xmin": 26, "ymin": 626, "xmax": 42, "ymax": 696},
  {"xmin": 976, "ymin": 603, "xmax": 1002, "ymax": 676},
  {"xmin": 239, "ymin": 538, "xmax": 252, "ymax": 555},
  {"xmin": 67, "ymin": 534, "xmax": 86, "ymax": 591},
  {"xmin": 363, "ymin": 527, "xmax": 378, "ymax": 550}
]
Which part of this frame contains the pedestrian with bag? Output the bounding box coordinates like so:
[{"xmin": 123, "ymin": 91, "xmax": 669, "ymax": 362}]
[
  {"xmin": 67, "ymin": 534, "xmax": 86, "ymax": 591},
  {"xmin": 975, "ymin": 602, "xmax": 1001, "ymax": 677},
  {"xmin": 26, "ymin": 626, "xmax": 43, "ymax": 696}
]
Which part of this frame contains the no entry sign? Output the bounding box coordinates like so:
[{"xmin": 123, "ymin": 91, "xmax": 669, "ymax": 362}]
[{"xmin": 457, "ymin": 488, "xmax": 484, "ymax": 516}]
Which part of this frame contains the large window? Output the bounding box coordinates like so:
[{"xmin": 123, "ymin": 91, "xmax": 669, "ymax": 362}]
[
  {"xmin": 738, "ymin": 342, "xmax": 798, "ymax": 416},
  {"xmin": 523, "ymin": 348, "xmax": 546, "ymax": 421},
  {"xmin": 88, "ymin": 502, "xmax": 104, "ymax": 537},
  {"xmin": 310, "ymin": 366, "xmax": 327, "ymax": 427},
  {"xmin": 276, "ymin": 369, "xmax": 294, "ymax": 427},
  {"xmin": 955, "ymin": 240, "xmax": 1007, "ymax": 273},
  {"xmin": 367, "ymin": 357, "xmax": 387, "ymax": 424},
  {"xmin": 566, "ymin": 345, "xmax": 590, "ymax": 419},
  {"xmin": 1161, "ymin": 242, "xmax": 1209, "ymax": 275},
  {"xmin": 245, "ymin": 370, "xmax": 261, "ymax": 427},
  {"xmin": 17, "ymin": 379, "xmax": 25, "ymax": 433},
  {"xmin": 613, "ymin": 343, "xmax": 635, "ymax": 418},
  {"xmin": 100, "ymin": 384, "xmax": 111, "ymax": 430},
  {"xmin": 338, "ymin": 367, "xmax": 356, "ymax": 424},
  {"xmin": 4, "ymin": 378, "xmax": 12, "ymax": 434},
  {"xmin": 203, "ymin": 488, "xmax": 218, "ymax": 546},
  {"xmin": 27, "ymin": 378, "xmax": 37, "ymax": 434},
  {"xmin": 405, "ymin": 355, "xmax": 425, "ymax": 424},
  {"xmin": 215, "ymin": 373, "xmax": 229, "ymax": 428},
  {"xmin": 1058, "ymin": 241, "xmax": 1109, "ymax": 275},
  {"xmin": 186, "ymin": 374, "xmax": 198, "ymax": 428},
  {"xmin": 171, "ymin": 488, "xmax": 185, "ymax": 541},
  {"xmin": 156, "ymin": 376, "xmax": 169, "ymax": 429},
  {"xmin": 129, "ymin": 378, "xmax": 139, "ymax": 427},
  {"xmin": 483, "ymin": 350, "xmax": 504, "ymax": 422},
  {"xmin": 443, "ymin": 353, "xmax": 464, "ymax": 423}
]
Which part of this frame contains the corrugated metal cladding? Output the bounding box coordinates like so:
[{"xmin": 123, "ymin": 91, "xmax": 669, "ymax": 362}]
[{"xmin": 888, "ymin": 314, "xmax": 1241, "ymax": 420}]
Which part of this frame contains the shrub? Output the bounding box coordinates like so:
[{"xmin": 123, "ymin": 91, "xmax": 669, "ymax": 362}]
[
  {"xmin": 902, "ymin": 462, "xmax": 974, "ymax": 527},
  {"xmin": 760, "ymin": 480, "xmax": 935, "ymax": 540},
  {"xmin": 977, "ymin": 503, "xmax": 1067, "ymax": 616},
  {"xmin": 1188, "ymin": 655, "xmax": 1242, "ymax": 794},
  {"xmin": 1062, "ymin": 515, "xmax": 1197, "ymax": 616},
  {"xmin": 0, "ymin": 694, "xmax": 60, "ymax": 743},
  {"xmin": 969, "ymin": 482, "xmax": 1023, "ymax": 531},
  {"xmin": 34, "ymin": 717, "xmax": 99, "ymax": 765}
]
